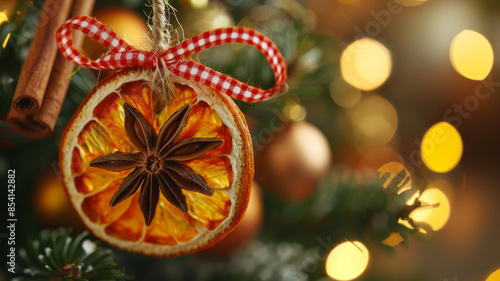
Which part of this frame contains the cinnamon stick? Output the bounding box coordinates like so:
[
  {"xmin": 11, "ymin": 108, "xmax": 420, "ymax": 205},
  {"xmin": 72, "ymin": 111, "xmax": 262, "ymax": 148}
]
[
  {"xmin": 35, "ymin": 0, "xmax": 96, "ymax": 136},
  {"xmin": 7, "ymin": 0, "xmax": 73, "ymax": 137},
  {"xmin": 7, "ymin": 0, "xmax": 95, "ymax": 138}
]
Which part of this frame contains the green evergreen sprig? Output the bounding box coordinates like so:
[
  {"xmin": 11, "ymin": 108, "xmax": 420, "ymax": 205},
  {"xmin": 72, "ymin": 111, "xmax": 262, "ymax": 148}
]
[{"xmin": 14, "ymin": 229, "xmax": 126, "ymax": 281}]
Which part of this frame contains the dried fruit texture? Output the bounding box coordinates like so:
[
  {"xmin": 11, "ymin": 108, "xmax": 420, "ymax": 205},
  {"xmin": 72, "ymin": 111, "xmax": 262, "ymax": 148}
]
[{"xmin": 59, "ymin": 68, "xmax": 253, "ymax": 257}]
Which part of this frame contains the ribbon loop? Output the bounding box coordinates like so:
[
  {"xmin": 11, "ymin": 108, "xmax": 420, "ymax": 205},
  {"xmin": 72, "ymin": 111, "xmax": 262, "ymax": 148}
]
[{"xmin": 57, "ymin": 16, "xmax": 287, "ymax": 103}]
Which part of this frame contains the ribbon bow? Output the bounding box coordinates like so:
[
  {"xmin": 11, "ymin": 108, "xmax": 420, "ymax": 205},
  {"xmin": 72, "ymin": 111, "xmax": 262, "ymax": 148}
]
[{"xmin": 56, "ymin": 16, "xmax": 287, "ymax": 103}]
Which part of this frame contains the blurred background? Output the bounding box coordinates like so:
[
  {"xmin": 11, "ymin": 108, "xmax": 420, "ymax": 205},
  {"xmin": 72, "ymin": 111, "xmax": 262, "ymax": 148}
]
[{"xmin": 1, "ymin": 0, "xmax": 500, "ymax": 280}]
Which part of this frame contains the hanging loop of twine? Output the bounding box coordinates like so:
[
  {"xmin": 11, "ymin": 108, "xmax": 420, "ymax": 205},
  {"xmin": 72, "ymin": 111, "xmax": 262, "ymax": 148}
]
[
  {"xmin": 56, "ymin": 15, "xmax": 287, "ymax": 103},
  {"xmin": 151, "ymin": 0, "xmax": 170, "ymax": 50},
  {"xmin": 150, "ymin": 0, "xmax": 173, "ymax": 109}
]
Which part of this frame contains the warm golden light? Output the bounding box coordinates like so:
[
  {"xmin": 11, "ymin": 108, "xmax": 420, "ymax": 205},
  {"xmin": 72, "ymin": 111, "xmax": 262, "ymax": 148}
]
[
  {"xmin": 352, "ymin": 96, "xmax": 398, "ymax": 145},
  {"xmin": 421, "ymin": 122, "xmax": 463, "ymax": 173},
  {"xmin": 450, "ymin": 30, "xmax": 494, "ymax": 81},
  {"xmin": 382, "ymin": 232, "xmax": 404, "ymax": 247},
  {"xmin": 35, "ymin": 175, "xmax": 69, "ymax": 217},
  {"xmin": 284, "ymin": 101, "xmax": 307, "ymax": 122},
  {"xmin": 2, "ymin": 32, "xmax": 10, "ymax": 49},
  {"xmin": 379, "ymin": 162, "xmax": 414, "ymax": 245},
  {"xmin": 0, "ymin": 11, "xmax": 8, "ymax": 25},
  {"xmin": 190, "ymin": 0, "xmax": 209, "ymax": 9},
  {"xmin": 378, "ymin": 162, "xmax": 412, "ymax": 193},
  {"xmin": 82, "ymin": 6, "xmax": 150, "ymax": 63},
  {"xmin": 396, "ymin": 0, "xmax": 429, "ymax": 7},
  {"xmin": 330, "ymin": 76, "xmax": 362, "ymax": 108},
  {"xmin": 486, "ymin": 269, "xmax": 500, "ymax": 281},
  {"xmin": 183, "ymin": 4, "xmax": 233, "ymax": 36},
  {"xmin": 341, "ymin": 38, "xmax": 392, "ymax": 91},
  {"xmin": 410, "ymin": 187, "xmax": 451, "ymax": 231},
  {"xmin": 326, "ymin": 241, "xmax": 369, "ymax": 281},
  {"xmin": 211, "ymin": 13, "xmax": 232, "ymax": 29}
]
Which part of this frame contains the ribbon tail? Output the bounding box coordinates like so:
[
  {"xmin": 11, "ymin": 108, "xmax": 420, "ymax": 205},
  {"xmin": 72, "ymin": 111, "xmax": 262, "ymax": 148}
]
[
  {"xmin": 164, "ymin": 27, "xmax": 287, "ymax": 103},
  {"xmin": 56, "ymin": 16, "xmax": 152, "ymax": 70},
  {"xmin": 168, "ymin": 60, "xmax": 277, "ymax": 103}
]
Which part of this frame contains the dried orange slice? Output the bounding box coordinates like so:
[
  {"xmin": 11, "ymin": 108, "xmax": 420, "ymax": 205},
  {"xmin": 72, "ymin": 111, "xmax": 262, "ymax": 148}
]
[{"xmin": 59, "ymin": 68, "xmax": 253, "ymax": 257}]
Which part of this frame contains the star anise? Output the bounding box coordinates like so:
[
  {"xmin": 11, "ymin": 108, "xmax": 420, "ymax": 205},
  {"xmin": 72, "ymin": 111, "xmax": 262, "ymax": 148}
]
[{"xmin": 89, "ymin": 103, "xmax": 223, "ymax": 225}]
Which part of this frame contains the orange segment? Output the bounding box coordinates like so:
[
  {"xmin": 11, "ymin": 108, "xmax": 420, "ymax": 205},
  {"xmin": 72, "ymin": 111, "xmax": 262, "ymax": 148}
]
[
  {"xmin": 81, "ymin": 181, "xmax": 132, "ymax": 224},
  {"xmin": 184, "ymin": 157, "xmax": 233, "ymax": 190},
  {"xmin": 74, "ymin": 167, "xmax": 126, "ymax": 194},
  {"xmin": 71, "ymin": 147, "xmax": 84, "ymax": 175},
  {"xmin": 93, "ymin": 93, "xmax": 128, "ymax": 143},
  {"xmin": 186, "ymin": 190, "xmax": 231, "ymax": 230},
  {"xmin": 155, "ymin": 83, "xmax": 198, "ymax": 130},
  {"xmin": 119, "ymin": 81, "xmax": 155, "ymax": 127},
  {"xmin": 105, "ymin": 194, "xmax": 145, "ymax": 242},
  {"xmin": 179, "ymin": 100, "xmax": 233, "ymax": 157},
  {"xmin": 77, "ymin": 120, "xmax": 135, "ymax": 161},
  {"xmin": 144, "ymin": 201, "xmax": 199, "ymax": 245},
  {"xmin": 59, "ymin": 68, "xmax": 254, "ymax": 257}
]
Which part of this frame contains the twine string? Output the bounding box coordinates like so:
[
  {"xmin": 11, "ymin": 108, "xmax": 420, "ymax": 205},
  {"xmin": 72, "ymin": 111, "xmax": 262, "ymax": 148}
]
[
  {"xmin": 151, "ymin": 0, "xmax": 173, "ymax": 110},
  {"xmin": 152, "ymin": 0, "xmax": 170, "ymax": 50}
]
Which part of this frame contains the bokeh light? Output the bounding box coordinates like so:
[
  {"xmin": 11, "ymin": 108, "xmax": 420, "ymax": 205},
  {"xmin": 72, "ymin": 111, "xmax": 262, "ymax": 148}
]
[
  {"xmin": 396, "ymin": 0, "xmax": 429, "ymax": 7},
  {"xmin": 421, "ymin": 122, "xmax": 463, "ymax": 173},
  {"xmin": 486, "ymin": 269, "xmax": 500, "ymax": 281},
  {"xmin": 183, "ymin": 4, "xmax": 234, "ymax": 35},
  {"xmin": 330, "ymin": 76, "xmax": 362, "ymax": 108},
  {"xmin": 0, "ymin": 11, "xmax": 8, "ymax": 25},
  {"xmin": 382, "ymin": 232, "xmax": 404, "ymax": 247},
  {"xmin": 189, "ymin": 0, "xmax": 209, "ymax": 9},
  {"xmin": 341, "ymin": 38, "xmax": 392, "ymax": 91},
  {"xmin": 34, "ymin": 175, "xmax": 69, "ymax": 217},
  {"xmin": 284, "ymin": 101, "xmax": 307, "ymax": 122},
  {"xmin": 450, "ymin": 30, "xmax": 494, "ymax": 81},
  {"xmin": 352, "ymin": 96, "xmax": 398, "ymax": 145},
  {"xmin": 2, "ymin": 32, "xmax": 10, "ymax": 49},
  {"xmin": 211, "ymin": 14, "xmax": 232, "ymax": 29},
  {"xmin": 378, "ymin": 162, "xmax": 412, "ymax": 193},
  {"xmin": 83, "ymin": 6, "xmax": 149, "ymax": 61},
  {"xmin": 378, "ymin": 162, "xmax": 415, "ymax": 245},
  {"xmin": 410, "ymin": 187, "xmax": 451, "ymax": 231},
  {"xmin": 326, "ymin": 241, "xmax": 369, "ymax": 281}
]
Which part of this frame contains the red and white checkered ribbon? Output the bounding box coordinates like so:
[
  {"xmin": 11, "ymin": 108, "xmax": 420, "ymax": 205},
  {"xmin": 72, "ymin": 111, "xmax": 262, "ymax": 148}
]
[{"xmin": 57, "ymin": 16, "xmax": 287, "ymax": 103}]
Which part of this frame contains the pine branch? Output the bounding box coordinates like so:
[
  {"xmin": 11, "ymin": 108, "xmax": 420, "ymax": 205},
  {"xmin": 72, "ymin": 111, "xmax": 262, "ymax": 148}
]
[{"xmin": 14, "ymin": 229, "xmax": 128, "ymax": 281}]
